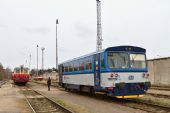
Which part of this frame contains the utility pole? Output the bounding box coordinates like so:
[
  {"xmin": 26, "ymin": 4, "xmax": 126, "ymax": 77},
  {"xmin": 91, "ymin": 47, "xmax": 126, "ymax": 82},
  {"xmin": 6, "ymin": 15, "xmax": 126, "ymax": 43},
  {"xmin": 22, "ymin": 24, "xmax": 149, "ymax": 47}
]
[
  {"xmin": 96, "ymin": 0, "xmax": 103, "ymax": 51},
  {"xmin": 37, "ymin": 45, "xmax": 39, "ymax": 76},
  {"xmin": 29, "ymin": 54, "xmax": 31, "ymax": 71},
  {"xmin": 41, "ymin": 47, "xmax": 45, "ymax": 70},
  {"xmin": 56, "ymin": 19, "xmax": 59, "ymax": 71}
]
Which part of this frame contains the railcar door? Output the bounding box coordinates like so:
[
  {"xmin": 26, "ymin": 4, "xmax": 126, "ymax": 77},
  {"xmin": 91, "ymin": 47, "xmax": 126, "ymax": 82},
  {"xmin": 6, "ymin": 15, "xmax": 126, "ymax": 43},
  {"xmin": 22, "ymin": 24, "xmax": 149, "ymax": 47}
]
[
  {"xmin": 58, "ymin": 65, "xmax": 63, "ymax": 86},
  {"xmin": 94, "ymin": 53, "xmax": 101, "ymax": 90}
]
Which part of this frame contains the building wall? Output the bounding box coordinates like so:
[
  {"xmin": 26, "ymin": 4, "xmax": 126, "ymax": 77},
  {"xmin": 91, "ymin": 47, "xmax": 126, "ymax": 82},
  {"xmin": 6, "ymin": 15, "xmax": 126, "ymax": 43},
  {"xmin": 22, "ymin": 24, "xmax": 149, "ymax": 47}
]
[
  {"xmin": 43, "ymin": 72, "xmax": 58, "ymax": 81},
  {"xmin": 148, "ymin": 58, "xmax": 170, "ymax": 86}
]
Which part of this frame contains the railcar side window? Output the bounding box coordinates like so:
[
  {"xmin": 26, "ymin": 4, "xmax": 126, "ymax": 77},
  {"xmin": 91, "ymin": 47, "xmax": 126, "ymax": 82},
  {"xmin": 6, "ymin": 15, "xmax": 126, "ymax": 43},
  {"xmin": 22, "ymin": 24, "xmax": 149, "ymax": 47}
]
[
  {"xmin": 85, "ymin": 60, "xmax": 92, "ymax": 71},
  {"xmin": 101, "ymin": 53, "xmax": 105, "ymax": 69},
  {"xmin": 79, "ymin": 61, "xmax": 84, "ymax": 71},
  {"xmin": 73, "ymin": 62, "xmax": 79, "ymax": 72},
  {"xmin": 69, "ymin": 64, "xmax": 73, "ymax": 72},
  {"xmin": 64, "ymin": 65, "xmax": 68, "ymax": 72},
  {"xmin": 107, "ymin": 52, "xmax": 129, "ymax": 68}
]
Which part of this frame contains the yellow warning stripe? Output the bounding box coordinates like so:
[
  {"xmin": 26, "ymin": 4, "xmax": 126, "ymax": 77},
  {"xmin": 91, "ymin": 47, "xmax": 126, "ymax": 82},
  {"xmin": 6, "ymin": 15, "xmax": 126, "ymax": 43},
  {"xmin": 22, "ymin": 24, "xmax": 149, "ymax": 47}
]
[
  {"xmin": 115, "ymin": 95, "xmax": 144, "ymax": 99},
  {"xmin": 95, "ymin": 92, "xmax": 106, "ymax": 95}
]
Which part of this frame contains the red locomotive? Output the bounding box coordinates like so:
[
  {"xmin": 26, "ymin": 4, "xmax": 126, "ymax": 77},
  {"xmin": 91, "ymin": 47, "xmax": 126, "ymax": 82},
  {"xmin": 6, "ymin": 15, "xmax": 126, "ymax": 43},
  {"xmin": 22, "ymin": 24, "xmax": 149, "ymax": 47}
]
[{"xmin": 12, "ymin": 65, "xmax": 30, "ymax": 85}]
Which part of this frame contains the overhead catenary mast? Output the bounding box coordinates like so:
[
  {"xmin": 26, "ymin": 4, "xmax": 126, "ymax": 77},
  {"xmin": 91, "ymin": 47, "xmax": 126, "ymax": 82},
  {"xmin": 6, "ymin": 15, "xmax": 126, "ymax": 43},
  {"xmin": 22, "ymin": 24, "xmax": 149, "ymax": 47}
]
[{"xmin": 96, "ymin": 0, "xmax": 103, "ymax": 51}]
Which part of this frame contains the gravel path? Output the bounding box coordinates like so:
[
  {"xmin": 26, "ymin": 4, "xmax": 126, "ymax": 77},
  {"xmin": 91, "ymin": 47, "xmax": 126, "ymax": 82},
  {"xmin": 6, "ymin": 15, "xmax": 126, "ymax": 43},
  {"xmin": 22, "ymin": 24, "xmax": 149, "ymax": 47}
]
[
  {"xmin": 29, "ymin": 82, "xmax": 147, "ymax": 113},
  {"xmin": 0, "ymin": 81, "xmax": 32, "ymax": 113}
]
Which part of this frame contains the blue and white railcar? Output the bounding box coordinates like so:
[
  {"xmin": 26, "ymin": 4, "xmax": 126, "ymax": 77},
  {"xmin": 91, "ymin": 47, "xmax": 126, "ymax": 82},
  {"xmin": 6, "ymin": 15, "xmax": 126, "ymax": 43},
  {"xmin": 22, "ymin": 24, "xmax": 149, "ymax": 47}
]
[{"xmin": 58, "ymin": 46, "xmax": 151, "ymax": 98}]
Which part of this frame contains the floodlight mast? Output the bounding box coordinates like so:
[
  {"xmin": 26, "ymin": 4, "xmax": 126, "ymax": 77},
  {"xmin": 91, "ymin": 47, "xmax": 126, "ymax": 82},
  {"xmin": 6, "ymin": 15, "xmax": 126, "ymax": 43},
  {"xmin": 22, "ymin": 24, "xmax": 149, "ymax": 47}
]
[{"xmin": 96, "ymin": 0, "xmax": 103, "ymax": 52}]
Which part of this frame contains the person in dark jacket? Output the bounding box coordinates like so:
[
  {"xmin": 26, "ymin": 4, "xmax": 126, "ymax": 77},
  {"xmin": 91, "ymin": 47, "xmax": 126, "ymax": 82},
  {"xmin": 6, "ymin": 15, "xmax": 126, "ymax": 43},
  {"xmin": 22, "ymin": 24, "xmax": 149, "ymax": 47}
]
[{"xmin": 47, "ymin": 77, "xmax": 51, "ymax": 91}]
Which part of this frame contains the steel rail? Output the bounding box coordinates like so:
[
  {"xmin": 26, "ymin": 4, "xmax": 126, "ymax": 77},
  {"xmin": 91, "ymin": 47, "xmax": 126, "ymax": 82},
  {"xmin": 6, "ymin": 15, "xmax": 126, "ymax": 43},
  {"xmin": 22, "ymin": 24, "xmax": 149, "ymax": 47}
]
[
  {"xmin": 150, "ymin": 86, "xmax": 170, "ymax": 91},
  {"xmin": 32, "ymin": 89, "xmax": 74, "ymax": 113},
  {"xmin": 31, "ymin": 81, "xmax": 170, "ymax": 112},
  {"xmin": 20, "ymin": 85, "xmax": 74, "ymax": 113},
  {"xmin": 0, "ymin": 80, "xmax": 7, "ymax": 87},
  {"xmin": 25, "ymin": 96, "xmax": 36, "ymax": 113},
  {"xmin": 123, "ymin": 98, "xmax": 170, "ymax": 113},
  {"xmin": 147, "ymin": 92, "xmax": 170, "ymax": 99}
]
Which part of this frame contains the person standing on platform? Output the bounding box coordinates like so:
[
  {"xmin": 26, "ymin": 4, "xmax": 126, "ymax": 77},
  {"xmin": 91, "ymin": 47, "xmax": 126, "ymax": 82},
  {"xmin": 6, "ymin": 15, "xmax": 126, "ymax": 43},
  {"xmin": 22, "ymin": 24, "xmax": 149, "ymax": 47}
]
[{"xmin": 47, "ymin": 77, "xmax": 51, "ymax": 91}]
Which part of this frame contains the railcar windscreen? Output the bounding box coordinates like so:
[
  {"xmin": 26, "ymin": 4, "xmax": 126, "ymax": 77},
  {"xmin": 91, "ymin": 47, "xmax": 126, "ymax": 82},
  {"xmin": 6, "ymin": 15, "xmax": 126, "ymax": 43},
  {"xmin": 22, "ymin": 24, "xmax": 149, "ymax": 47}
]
[
  {"xmin": 107, "ymin": 52, "xmax": 129, "ymax": 68},
  {"xmin": 130, "ymin": 54, "xmax": 146, "ymax": 68}
]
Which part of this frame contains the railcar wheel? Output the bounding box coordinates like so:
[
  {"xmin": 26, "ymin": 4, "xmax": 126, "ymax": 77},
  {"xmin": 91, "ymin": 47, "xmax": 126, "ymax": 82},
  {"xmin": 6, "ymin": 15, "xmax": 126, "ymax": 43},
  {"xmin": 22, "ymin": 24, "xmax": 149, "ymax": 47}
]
[{"xmin": 90, "ymin": 87, "xmax": 96, "ymax": 96}]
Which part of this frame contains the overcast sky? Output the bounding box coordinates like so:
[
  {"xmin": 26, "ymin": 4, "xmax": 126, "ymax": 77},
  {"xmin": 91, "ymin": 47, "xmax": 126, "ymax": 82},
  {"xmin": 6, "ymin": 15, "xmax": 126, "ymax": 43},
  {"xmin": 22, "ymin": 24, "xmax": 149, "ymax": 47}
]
[{"xmin": 0, "ymin": 0, "xmax": 170, "ymax": 69}]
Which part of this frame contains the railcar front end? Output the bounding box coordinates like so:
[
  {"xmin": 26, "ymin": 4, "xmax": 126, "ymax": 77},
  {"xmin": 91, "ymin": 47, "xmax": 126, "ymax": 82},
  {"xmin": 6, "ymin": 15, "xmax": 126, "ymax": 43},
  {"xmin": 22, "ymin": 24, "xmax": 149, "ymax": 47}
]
[
  {"xmin": 12, "ymin": 73, "xmax": 30, "ymax": 84},
  {"xmin": 100, "ymin": 46, "xmax": 151, "ymax": 98},
  {"xmin": 13, "ymin": 65, "xmax": 30, "ymax": 85}
]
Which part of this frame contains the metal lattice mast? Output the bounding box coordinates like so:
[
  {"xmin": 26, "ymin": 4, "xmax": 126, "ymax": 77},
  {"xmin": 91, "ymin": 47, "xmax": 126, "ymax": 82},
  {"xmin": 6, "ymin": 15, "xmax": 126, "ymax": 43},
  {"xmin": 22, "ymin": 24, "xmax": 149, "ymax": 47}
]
[
  {"xmin": 96, "ymin": 0, "xmax": 102, "ymax": 51},
  {"xmin": 56, "ymin": 19, "xmax": 59, "ymax": 71}
]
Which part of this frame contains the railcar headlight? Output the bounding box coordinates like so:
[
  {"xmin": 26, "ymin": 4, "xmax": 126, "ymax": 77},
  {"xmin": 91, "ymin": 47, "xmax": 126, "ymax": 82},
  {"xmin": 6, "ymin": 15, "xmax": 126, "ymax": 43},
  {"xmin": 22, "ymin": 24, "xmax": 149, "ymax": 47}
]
[{"xmin": 143, "ymin": 72, "xmax": 150, "ymax": 78}]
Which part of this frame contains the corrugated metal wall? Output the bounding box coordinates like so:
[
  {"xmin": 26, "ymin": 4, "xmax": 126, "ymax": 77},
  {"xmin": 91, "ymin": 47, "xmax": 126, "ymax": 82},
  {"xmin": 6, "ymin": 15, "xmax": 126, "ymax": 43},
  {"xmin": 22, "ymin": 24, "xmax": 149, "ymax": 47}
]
[{"xmin": 148, "ymin": 58, "xmax": 170, "ymax": 86}]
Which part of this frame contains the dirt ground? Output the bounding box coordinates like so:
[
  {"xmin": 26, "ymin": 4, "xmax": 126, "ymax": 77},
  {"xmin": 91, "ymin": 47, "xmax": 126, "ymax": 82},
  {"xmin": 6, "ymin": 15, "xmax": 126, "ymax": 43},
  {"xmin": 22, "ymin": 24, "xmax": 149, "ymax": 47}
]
[
  {"xmin": 0, "ymin": 81, "xmax": 32, "ymax": 113},
  {"xmin": 29, "ymin": 81, "xmax": 147, "ymax": 113},
  {"xmin": 2, "ymin": 80, "xmax": 168, "ymax": 113}
]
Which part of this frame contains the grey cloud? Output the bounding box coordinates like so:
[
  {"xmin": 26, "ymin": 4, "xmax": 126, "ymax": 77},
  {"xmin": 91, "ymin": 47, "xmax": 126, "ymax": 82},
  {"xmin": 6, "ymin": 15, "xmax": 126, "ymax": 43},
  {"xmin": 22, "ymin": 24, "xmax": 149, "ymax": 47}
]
[
  {"xmin": 23, "ymin": 27, "xmax": 50, "ymax": 35},
  {"xmin": 0, "ymin": 24, "xmax": 7, "ymax": 28},
  {"xmin": 74, "ymin": 23, "xmax": 95, "ymax": 39}
]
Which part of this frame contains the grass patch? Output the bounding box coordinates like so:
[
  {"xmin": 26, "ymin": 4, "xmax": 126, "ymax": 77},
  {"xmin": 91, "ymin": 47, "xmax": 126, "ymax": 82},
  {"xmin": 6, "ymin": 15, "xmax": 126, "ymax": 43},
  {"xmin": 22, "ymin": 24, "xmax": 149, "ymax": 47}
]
[
  {"xmin": 51, "ymin": 97, "xmax": 93, "ymax": 113},
  {"xmin": 19, "ymin": 90, "xmax": 37, "ymax": 96}
]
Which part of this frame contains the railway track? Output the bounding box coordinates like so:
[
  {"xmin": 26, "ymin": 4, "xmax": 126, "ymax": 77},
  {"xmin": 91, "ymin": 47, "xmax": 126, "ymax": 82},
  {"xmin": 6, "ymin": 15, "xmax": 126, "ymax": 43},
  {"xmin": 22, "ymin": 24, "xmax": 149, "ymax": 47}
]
[
  {"xmin": 119, "ymin": 98, "xmax": 170, "ymax": 113},
  {"xmin": 150, "ymin": 86, "xmax": 170, "ymax": 91},
  {"xmin": 19, "ymin": 86, "xmax": 74, "ymax": 113},
  {"xmin": 0, "ymin": 80, "xmax": 7, "ymax": 87},
  {"xmin": 147, "ymin": 92, "xmax": 170, "ymax": 99},
  {"xmin": 30, "ymin": 81, "xmax": 170, "ymax": 113}
]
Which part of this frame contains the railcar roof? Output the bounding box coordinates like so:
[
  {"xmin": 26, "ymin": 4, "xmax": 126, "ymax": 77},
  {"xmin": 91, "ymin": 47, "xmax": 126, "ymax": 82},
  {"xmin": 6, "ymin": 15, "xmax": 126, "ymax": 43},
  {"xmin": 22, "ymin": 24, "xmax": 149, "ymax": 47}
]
[
  {"xmin": 59, "ymin": 45, "xmax": 146, "ymax": 65},
  {"xmin": 105, "ymin": 45, "xmax": 146, "ymax": 52}
]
